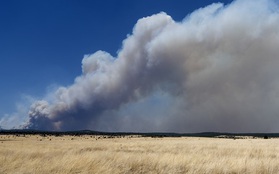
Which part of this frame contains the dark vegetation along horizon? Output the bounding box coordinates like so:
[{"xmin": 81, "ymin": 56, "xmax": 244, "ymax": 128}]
[{"xmin": 0, "ymin": 129, "xmax": 275, "ymax": 139}]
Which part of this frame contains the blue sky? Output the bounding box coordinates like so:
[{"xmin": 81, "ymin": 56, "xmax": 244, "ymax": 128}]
[{"xmin": 1, "ymin": 0, "xmax": 241, "ymax": 130}]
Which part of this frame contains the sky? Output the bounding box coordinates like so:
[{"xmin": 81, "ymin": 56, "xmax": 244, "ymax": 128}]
[
  {"xmin": 3, "ymin": 0, "xmax": 279, "ymax": 133},
  {"xmin": 0, "ymin": 0, "xmax": 232, "ymax": 116}
]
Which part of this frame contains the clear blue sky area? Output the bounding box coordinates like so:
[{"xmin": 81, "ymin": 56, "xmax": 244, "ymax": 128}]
[{"xmin": 0, "ymin": 0, "xmax": 233, "ymax": 117}]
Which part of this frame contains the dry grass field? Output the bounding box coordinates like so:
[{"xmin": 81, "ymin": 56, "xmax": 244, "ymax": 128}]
[{"xmin": 0, "ymin": 134, "xmax": 279, "ymax": 174}]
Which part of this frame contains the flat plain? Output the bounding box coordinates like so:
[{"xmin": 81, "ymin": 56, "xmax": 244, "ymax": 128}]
[{"xmin": 0, "ymin": 134, "xmax": 279, "ymax": 174}]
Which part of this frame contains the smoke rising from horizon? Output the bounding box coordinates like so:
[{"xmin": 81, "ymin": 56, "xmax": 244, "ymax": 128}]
[{"xmin": 25, "ymin": 0, "xmax": 279, "ymax": 132}]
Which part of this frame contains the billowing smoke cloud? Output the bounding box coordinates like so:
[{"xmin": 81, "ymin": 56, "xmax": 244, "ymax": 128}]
[{"xmin": 25, "ymin": 0, "xmax": 279, "ymax": 132}]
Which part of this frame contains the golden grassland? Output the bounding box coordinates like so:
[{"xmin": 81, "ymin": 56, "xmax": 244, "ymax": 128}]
[{"xmin": 0, "ymin": 134, "xmax": 279, "ymax": 174}]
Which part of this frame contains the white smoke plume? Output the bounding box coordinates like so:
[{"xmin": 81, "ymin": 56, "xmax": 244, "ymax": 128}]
[{"xmin": 25, "ymin": 0, "xmax": 279, "ymax": 132}]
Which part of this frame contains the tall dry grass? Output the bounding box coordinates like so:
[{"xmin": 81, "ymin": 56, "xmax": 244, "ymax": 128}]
[{"xmin": 0, "ymin": 134, "xmax": 279, "ymax": 173}]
